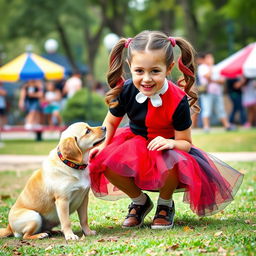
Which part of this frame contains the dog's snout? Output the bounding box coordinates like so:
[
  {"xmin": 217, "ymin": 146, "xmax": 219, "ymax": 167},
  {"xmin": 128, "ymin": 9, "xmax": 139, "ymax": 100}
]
[{"xmin": 101, "ymin": 126, "xmax": 106, "ymax": 132}]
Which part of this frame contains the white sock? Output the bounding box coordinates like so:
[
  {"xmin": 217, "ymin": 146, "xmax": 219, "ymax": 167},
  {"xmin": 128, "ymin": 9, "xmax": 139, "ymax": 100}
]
[
  {"xmin": 131, "ymin": 193, "xmax": 147, "ymax": 205},
  {"xmin": 157, "ymin": 197, "xmax": 173, "ymax": 207}
]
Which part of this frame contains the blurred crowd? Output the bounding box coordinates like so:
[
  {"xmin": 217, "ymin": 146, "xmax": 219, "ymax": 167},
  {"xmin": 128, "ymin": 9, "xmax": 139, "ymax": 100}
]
[
  {"xmin": 0, "ymin": 61, "xmax": 256, "ymax": 131},
  {"xmin": 192, "ymin": 53, "xmax": 256, "ymax": 132},
  {"xmin": 0, "ymin": 73, "xmax": 107, "ymax": 130}
]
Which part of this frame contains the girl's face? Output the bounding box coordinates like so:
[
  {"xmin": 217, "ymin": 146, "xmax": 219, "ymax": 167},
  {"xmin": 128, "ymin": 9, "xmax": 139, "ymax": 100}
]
[{"xmin": 129, "ymin": 49, "xmax": 173, "ymax": 97}]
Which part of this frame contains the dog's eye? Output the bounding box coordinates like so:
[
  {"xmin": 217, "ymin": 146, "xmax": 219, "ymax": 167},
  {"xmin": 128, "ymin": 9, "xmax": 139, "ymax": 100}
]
[{"xmin": 85, "ymin": 129, "xmax": 91, "ymax": 135}]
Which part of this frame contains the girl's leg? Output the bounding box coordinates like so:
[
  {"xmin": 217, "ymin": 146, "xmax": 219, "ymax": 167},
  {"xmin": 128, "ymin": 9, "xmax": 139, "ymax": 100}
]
[
  {"xmin": 104, "ymin": 168, "xmax": 153, "ymax": 228},
  {"xmin": 152, "ymin": 167, "xmax": 178, "ymax": 229},
  {"xmin": 159, "ymin": 166, "xmax": 179, "ymax": 200},
  {"xmin": 104, "ymin": 168, "xmax": 142, "ymax": 198}
]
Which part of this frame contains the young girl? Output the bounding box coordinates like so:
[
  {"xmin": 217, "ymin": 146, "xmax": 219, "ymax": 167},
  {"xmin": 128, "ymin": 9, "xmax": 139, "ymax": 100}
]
[{"xmin": 89, "ymin": 30, "xmax": 243, "ymax": 229}]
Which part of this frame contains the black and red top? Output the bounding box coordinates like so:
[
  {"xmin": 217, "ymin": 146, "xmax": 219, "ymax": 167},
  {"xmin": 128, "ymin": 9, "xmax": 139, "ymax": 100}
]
[{"xmin": 110, "ymin": 79, "xmax": 192, "ymax": 140}]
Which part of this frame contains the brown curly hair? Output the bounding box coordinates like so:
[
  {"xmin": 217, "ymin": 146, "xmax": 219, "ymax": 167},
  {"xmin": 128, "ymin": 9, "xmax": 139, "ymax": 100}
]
[{"xmin": 105, "ymin": 30, "xmax": 199, "ymax": 112}]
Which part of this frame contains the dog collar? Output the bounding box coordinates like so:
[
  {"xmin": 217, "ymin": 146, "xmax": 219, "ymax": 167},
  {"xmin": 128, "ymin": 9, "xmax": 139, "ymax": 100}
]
[{"xmin": 57, "ymin": 148, "xmax": 87, "ymax": 170}]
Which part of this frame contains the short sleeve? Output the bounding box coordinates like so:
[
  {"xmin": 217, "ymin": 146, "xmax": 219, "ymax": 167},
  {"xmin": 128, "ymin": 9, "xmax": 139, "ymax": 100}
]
[
  {"xmin": 109, "ymin": 82, "xmax": 130, "ymax": 117},
  {"xmin": 109, "ymin": 95, "xmax": 126, "ymax": 117},
  {"xmin": 172, "ymin": 96, "xmax": 192, "ymax": 131}
]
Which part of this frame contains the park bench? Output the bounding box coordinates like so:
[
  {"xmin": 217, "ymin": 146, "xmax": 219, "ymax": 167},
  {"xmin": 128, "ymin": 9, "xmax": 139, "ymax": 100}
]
[{"xmin": 0, "ymin": 125, "xmax": 67, "ymax": 141}]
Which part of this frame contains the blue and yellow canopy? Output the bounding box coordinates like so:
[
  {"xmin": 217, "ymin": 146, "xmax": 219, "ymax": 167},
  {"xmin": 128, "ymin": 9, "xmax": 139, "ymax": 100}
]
[{"xmin": 0, "ymin": 52, "xmax": 65, "ymax": 82}]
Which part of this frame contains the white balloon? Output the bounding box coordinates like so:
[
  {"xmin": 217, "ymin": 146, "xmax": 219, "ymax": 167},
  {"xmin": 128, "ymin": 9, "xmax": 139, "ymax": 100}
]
[
  {"xmin": 45, "ymin": 39, "xmax": 59, "ymax": 53},
  {"xmin": 103, "ymin": 33, "xmax": 119, "ymax": 51}
]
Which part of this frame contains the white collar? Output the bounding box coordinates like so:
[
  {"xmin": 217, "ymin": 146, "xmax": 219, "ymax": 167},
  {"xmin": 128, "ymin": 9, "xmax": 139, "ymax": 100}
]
[{"xmin": 135, "ymin": 79, "xmax": 169, "ymax": 107}]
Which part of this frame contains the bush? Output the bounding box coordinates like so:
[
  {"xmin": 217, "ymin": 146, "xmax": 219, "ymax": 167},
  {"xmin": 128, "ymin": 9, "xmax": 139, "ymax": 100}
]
[{"xmin": 61, "ymin": 88, "xmax": 108, "ymax": 125}]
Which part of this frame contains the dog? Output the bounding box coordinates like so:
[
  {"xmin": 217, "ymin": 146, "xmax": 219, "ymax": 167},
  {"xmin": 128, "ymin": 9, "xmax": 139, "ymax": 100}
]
[{"xmin": 0, "ymin": 122, "xmax": 106, "ymax": 240}]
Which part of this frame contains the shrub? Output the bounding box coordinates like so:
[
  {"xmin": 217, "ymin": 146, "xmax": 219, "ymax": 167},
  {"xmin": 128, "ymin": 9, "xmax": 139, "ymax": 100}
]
[{"xmin": 61, "ymin": 88, "xmax": 107, "ymax": 125}]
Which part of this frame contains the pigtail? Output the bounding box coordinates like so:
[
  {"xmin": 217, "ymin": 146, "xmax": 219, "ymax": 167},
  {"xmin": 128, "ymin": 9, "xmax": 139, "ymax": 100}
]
[
  {"xmin": 175, "ymin": 38, "xmax": 200, "ymax": 113},
  {"xmin": 105, "ymin": 38, "xmax": 127, "ymax": 107}
]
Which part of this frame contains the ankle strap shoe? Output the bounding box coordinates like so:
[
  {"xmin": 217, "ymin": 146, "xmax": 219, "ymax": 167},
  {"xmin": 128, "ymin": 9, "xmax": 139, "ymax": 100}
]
[{"xmin": 122, "ymin": 194, "xmax": 153, "ymax": 228}]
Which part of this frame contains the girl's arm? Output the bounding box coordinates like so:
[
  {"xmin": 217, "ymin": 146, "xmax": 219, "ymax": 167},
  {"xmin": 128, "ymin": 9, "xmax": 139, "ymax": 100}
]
[
  {"xmin": 147, "ymin": 127, "xmax": 192, "ymax": 152},
  {"xmin": 173, "ymin": 127, "xmax": 192, "ymax": 152},
  {"xmin": 89, "ymin": 111, "xmax": 123, "ymax": 160},
  {"xmin": 102, "ymin": 111, "xmax": 123, "ymax": 146}
]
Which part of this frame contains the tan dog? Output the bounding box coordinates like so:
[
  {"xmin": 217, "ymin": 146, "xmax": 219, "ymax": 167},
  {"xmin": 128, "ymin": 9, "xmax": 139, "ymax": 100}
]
[{"xmin": 0, "ymin": 122, "xmax": 106, "ymax": 240}]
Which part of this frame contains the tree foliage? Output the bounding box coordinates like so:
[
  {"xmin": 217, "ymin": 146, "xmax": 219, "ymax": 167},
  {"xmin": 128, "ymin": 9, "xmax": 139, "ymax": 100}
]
[
  {"xmin": 61, "ymin": 88, "xmax": 107, "ymax": 125},
  {"xmin": 0, "ymin": 0, "xmax": 255, "ymax": 79}
]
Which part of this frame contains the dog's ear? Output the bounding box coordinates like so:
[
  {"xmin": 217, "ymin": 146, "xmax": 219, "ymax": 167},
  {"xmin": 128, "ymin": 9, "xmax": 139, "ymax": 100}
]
[{"xmin": 59, "ymin": 137, "xmax": 83, "ymax": 163}]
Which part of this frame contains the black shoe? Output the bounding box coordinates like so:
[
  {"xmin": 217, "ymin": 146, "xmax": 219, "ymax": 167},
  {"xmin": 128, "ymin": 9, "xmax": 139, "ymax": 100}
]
[
  {"xmin": 151, "ymin": 201, "xmax": 175, "ymax": 229},
  {"xmin": 122, "ymin": 194, "xmax": 153, "ymax": 228}
]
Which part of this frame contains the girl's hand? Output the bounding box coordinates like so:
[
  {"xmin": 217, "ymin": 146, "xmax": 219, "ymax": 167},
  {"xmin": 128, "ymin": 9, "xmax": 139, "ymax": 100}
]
[
  {"xmin": 147, "ymin": 136, "xmax": 175, "ymax": 151},
  {"xmin": 89, "ymin": 144, "xmax": 105, "ymax": 161}
]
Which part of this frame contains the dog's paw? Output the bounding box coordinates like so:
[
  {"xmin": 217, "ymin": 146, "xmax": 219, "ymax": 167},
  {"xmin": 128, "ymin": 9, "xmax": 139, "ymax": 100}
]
[
  {"xmin": 64, "ymin": 232, "xmax": 79, "ymax": 240},
  {"xmin": 83, "ymin": 229, "xmax": 97, "ymax": 236},
  {"xmin": 38, "ymin": 232, "xmax": 50, "ymax": 239}
]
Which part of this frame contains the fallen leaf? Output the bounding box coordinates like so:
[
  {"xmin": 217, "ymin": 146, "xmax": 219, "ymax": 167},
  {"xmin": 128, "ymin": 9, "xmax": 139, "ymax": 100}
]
[
  {"xmin": 86, "ymin": 250, "xmax": 98, "ymax": 255},
  {"xmin": 45, "ymin": 245, "xmax": 53, "ymax": 251},
  {"xmin": 166, "ymin": 244, "xmax": 179, "ymax": 251},
  {"xmin": 2, "ymin": 243, "xmax": 8, "ymax": 248},
  {"xmin": 0, "ymin": 194, "xmax": 11, "ymax": 200},
  {"xmin": 12, "ymin": 250, "xmax": 21, "ymax": 256},
  {"xmin": 183, "ymin": 226, "xmax": 193, "ymax": 232},
  {"xmin": 218, "ymin": 247, "xmax": 227, "ymax": 254},
  {"xmin": 214, "ymin": 231, "xmax": 223, "ymax": 237},
  {"xmin": 239, "ymin": 169, "xmax": 247, "ymax": 174},
  {"xmin": 80, "ymin": 235, "xmax": 86, "ymax": 240},
  {"xmin": 245, "ymin": 219, "xmax": 252, "ymax": 224},
  {"xmin": 13, "ymin": 252, "xmax": 22, "ymax": 256},
  {"xmin": 146, "ymin": 249, "xmax": 155, "ymax": 254},
  {"xmin": 204, "ymin": 240, "xmax": 210, "ymax": 246},
  {"xmin": 198, "ymin": 249, "xmax": 208, "ymax": 253}
]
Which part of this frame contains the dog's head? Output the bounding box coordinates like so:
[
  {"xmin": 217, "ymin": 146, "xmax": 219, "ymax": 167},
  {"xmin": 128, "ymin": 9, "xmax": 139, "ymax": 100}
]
[{"xmin": 58, "ymin": 122, "xmax": 106, "ymax": 164}]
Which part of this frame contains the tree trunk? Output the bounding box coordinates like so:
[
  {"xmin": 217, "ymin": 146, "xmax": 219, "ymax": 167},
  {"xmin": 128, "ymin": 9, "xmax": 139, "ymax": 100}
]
[
  {"xmin": 98, "ymin": 0, "xmax": 127, "ymax": 36},
  {"xmin": 55, "ymin": 19, "xmax": 79, "ymax": 74},
  {"xmin": 84, "ymin": 20, "xmax": 105, "ymax": 76},
  {"xmin": 178, "ymin": 0, "xmax": 199, "ymax": 46},
  {"xmin": 159, "ymin": 9, "xmax": 176, "ymax": 34}
]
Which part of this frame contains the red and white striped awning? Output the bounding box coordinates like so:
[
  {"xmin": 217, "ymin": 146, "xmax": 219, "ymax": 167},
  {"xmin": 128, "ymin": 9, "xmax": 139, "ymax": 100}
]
[{"xmin": 215, "ymin": 42, "xmax": 256, "ymax": 78}]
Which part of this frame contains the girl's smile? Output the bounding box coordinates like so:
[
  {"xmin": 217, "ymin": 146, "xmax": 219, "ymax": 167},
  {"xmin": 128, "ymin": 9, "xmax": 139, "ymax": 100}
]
[{"xmin": 129, "ymin": 50, "xmax": 173, "ymax": 97}]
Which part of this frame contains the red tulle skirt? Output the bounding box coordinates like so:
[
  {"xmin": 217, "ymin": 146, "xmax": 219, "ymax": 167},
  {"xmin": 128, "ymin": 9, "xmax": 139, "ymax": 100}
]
[{"xmin": 89, "ymin": 127, "xmax": 243, "ymax": 216}]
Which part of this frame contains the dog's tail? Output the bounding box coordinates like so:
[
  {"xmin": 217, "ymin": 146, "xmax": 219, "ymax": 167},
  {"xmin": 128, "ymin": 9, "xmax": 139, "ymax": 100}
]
[{"xmin": 0, "ymin": 224, "xmax": 13, "ymax": 238}]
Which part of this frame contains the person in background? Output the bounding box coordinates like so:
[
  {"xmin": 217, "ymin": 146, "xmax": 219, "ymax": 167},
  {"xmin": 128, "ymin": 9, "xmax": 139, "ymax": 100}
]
[
  {"xmin": 93, "ymin": 81, "xmax": 107, "ymax": 97},
  {"xmin": 226, "ymin": 78, "xmax": 247, "ymax": 126},
  {"xmin": 198, "ymin": 53, "xmax": 234, "ymax": 132},
  {"xmin": 191, "ymin": 53, "xmax": 206, "ymax": 128},
  {"xmin": 63, "ymin": 72, "xmax": 82, "ymax": 99},
  {"xmin": 235, "ymin": 76, "xmax": 256, "ymax": 128},
  {"xmin": 89, "ymin": 30, "xmax": 243, "ymax": 230},
  {"xmin": 0, "ymin": 82, "xmax": 7, "ymax": 128},
  {"xmin": 18, "ymin": 80, "xmax": 43, "ymax": 129},
  {"xmin": 41, "ymin": 81, "xmax": 62, "ymax": 126}
]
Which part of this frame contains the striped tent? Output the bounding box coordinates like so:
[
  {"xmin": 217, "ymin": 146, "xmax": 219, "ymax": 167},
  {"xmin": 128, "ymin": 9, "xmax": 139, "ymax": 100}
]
[
  {"xmin": 0, "ymin": 52, "xmax": 65, "ymax": 82},
  {"xmin": 215, "ymin": 42, "xmax": 256, "ymax": 78}
]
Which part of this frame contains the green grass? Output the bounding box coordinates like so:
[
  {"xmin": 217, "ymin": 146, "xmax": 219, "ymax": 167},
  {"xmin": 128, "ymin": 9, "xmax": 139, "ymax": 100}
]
[
  {"xmin": 0, "ymin": 162, "xmax": 255, "ymax": 255},
  {"xmin": 0, "ymin": 129, "xmax": 255, "ymax": 155},
  {"xmin": 0, "ymin": 139, "xmax": 58, "ymax": 155},
  {"xmin": 192, "ymin": 129, "xmax": 256, "ymax": 152}
]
